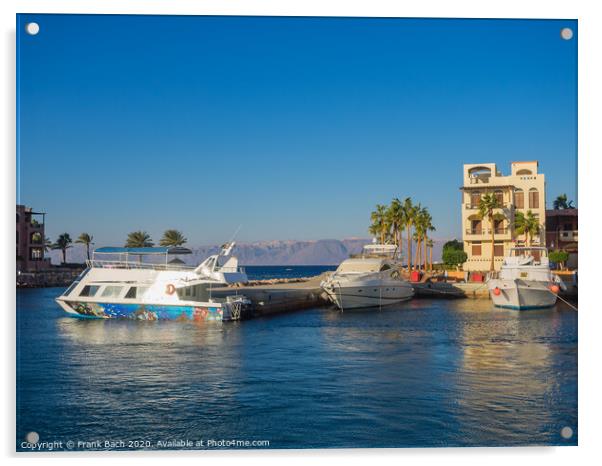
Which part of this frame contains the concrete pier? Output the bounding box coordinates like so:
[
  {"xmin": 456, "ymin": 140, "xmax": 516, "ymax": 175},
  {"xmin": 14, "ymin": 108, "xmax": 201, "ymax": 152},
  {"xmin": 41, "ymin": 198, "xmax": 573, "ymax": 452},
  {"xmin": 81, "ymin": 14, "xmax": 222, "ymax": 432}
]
[{"xmin": 212, "ymin": 273, "xmax": 329, "ymax": 317}]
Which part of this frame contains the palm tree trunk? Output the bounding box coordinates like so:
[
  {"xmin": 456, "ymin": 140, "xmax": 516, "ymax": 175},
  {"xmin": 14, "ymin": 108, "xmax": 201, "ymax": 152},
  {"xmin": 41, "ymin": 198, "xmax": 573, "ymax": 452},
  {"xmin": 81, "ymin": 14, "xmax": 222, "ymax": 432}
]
[
  {"xmin": 489, "ymin": 212, "xmax": 496, "ymax": 271},
  {"xmin": 429, "ymin": 246, "xmax": 433, "ymax": 271},
  {"xmin": 407, "ymin": 223, "xmax": 412, "ymax": 271},
  {"xmin": 62, "ymin": 248, "xmax": 66, "ymax": 264},
  {"xmin": 414, "ymin": 239, "xmax": 421, "ymax": 272}
]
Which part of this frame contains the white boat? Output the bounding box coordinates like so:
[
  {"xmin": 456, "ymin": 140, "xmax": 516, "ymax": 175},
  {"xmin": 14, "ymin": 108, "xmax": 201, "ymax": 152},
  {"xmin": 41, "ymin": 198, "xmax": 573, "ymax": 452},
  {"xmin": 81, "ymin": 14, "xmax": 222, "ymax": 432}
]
[
  {"xmin": 320, "ymin": 244, "xmax": 414, "ymax": 310},
  {"xmin": 487, "ymin": 247, "xmax": 566, "ymax": 310},
  {"xmin": 55, "ymin": 242, "xmax": 251, "ymax": 321}
]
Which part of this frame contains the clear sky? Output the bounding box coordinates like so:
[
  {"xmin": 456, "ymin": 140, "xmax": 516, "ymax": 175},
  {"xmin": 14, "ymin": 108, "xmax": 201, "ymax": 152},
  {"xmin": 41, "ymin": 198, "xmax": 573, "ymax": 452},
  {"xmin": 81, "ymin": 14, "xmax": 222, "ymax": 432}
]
[{"xmin": 17, "ymin": 15, "xmax": 577, "ymax": 246}]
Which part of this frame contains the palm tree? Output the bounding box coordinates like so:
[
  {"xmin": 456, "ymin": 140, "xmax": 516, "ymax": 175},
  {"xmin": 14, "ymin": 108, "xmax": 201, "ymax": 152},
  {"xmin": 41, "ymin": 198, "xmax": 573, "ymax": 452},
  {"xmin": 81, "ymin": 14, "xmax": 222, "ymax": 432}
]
[
  {"xmin": 370, "ymin": 204, "xmax": 389, "ymax": 244},
  {"xmin": 553, "ymin": 194, "xmax": 568, "ymax": 210},
  {"xmin": 478, "ymin": 193, "xmax": 502, "ymax": 271},
  {"xmin": 386, "ymin": 198, "xmax": 405, "ymax": 250},
  {"xmin": 426, "ymin": 238, "xmax": 434, "ymax": 271},
  {"xmin": 44, "ymin": 236, "xmax": 53, "ymax": 253},
  {"xmin": 159, "ymin": 229, "xmax": 187, "ymax": 247},
  {"xmin": 125, "ymin": 231, "xmax": 154, "ymax": 248},
  {"xmin": 420, "ymin": 209, "xmax": 435, "ymax": 270},
  {"xmin": 52, "ymin": 233, "xmax": 73, "ymax": 264},
  {"xmin": 75, "ymin": 233, "xmax": 94, "ymax": 260},
  {"xmin": 402, "ymin": 198, "xmax": 419, "ymax": 270},
  {"xmin": 515, "ymin": 210, "xmax": 540, "ymax": 246}
]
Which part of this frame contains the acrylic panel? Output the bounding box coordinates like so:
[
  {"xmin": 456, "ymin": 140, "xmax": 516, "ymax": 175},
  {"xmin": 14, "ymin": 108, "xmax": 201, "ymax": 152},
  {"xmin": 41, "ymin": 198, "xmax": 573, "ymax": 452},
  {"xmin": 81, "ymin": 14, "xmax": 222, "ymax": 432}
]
[{"xmin": 16, "ymin": 14, "xmax": 578, "ymax": 451}]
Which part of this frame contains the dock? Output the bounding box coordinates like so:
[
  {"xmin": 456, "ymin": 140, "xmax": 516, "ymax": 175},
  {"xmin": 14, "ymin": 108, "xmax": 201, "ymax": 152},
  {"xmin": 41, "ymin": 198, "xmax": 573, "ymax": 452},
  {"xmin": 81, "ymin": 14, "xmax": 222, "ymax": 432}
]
[{"xmin": 212, "ymin": 273, "xmax": 329, "ymax": 317}]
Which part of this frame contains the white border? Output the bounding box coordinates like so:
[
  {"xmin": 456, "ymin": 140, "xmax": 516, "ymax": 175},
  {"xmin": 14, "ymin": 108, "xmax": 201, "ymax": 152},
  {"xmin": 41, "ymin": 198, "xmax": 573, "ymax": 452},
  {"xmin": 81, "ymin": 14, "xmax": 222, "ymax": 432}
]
[{"xmin": 3, "ymin": 1, "xmax": 601, "ymax": 465}]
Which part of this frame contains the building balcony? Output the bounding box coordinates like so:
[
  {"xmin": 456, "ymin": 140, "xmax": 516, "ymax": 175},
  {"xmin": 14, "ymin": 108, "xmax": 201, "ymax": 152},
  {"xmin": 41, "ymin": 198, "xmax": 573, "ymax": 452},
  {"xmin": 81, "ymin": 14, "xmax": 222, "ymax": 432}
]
[
  {"xmin": 464, "ymin": 203, "xmax": 509, "ymax": 210},
  {"xmin": 559, "ymin": 230, "xmax": 578, "ymax": 242},
  {"xmin": 464, "ymin": 228, "xmax": 512, "ymax": 239}
]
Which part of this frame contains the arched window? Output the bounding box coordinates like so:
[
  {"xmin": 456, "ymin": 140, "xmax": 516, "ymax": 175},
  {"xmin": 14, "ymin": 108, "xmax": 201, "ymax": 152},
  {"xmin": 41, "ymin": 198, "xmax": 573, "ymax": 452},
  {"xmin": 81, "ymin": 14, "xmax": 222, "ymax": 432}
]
[
  {"xmin": 514, "ymin": 188, "xmax": 524, "ymax": 209},
  {"xmin": 529, "ymin": 188, "xmax": 539, "ymax": 209},
  {"xmin": 30, "ymin": 232, "xmax": 42, "ymax": 244},
  {"xmin": 516, "ymin": 169, "xmax": 532, "ymax": 175}
]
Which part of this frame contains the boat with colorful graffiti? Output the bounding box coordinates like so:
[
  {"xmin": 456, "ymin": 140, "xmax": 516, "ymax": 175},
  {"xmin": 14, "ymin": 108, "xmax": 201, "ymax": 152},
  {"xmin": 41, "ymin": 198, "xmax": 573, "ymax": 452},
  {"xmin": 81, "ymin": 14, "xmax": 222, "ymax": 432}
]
[
  {"xmin": 487, "ymin": 247, "xmax": 566, "ymax": 310},
  {"xmin": 55, "ymin": 242, "xmax": 251, "ymax": 321}
]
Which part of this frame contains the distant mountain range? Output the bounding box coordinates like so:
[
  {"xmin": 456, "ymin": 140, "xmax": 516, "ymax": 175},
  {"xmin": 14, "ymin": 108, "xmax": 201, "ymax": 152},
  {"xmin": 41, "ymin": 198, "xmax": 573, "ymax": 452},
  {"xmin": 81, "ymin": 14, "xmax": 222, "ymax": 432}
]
[{"xmin": 48, "ymin": 238, "xmax": 447, "ymax": 266}]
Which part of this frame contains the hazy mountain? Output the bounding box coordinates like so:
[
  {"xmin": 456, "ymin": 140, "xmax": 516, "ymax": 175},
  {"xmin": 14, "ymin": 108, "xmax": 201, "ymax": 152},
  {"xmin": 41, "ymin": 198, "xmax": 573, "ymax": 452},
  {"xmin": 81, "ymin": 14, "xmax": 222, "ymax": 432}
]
[{"xmin": 48, "ymin": 238, "xmax": 447, "ymax": 266}]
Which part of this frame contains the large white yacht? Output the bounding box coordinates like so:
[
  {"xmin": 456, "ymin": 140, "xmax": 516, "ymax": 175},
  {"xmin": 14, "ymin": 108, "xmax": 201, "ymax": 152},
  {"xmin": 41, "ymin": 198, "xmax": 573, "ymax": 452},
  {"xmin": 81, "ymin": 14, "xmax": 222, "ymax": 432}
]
[
  {"xmin": 320, "ymin": 244, "xmax": 414, "ymax": 310},
  {"xmin": 55, "ymin": 242, "xmax": 251, "ymax": 321},
  {"xmin": 487, "ymin": 247, "xmax": 566, "ymax": 310}
]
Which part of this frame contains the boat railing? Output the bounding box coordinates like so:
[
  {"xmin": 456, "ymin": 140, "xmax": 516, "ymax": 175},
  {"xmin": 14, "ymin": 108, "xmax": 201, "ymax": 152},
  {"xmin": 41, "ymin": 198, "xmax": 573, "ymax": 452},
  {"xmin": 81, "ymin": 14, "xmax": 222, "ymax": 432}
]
[{"xmin": 86, "ymin": 259, "xmax": 196, "ymax": 271}]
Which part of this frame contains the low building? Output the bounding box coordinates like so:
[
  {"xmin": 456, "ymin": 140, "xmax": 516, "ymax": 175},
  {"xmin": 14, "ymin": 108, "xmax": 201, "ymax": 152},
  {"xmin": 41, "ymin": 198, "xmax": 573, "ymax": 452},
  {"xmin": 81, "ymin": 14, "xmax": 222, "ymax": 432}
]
[
  {"xmin": 546, "ymin": 208, "xmax": 578, "ymax": 269},
  {"xmin": 16, "ymin": 205, "xmax": 51, "ymax": 273},
  {"xmin": 460, "ymin": 161, "xmax": 546, "ymax": 271}
]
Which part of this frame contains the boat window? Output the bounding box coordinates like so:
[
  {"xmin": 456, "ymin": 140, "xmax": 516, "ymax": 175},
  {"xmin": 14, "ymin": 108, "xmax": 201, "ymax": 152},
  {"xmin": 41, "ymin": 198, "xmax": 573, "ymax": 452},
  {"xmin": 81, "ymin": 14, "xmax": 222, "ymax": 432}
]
[
  {"xmin": 101, "ymin": 286, "xmax": 123, "ymax": 298},
  {"xmin": 379, "ymin": 264, "xmax": 391, "ymax": 272},
  {"xmin": 79, "ymin": 285, "xmax": 100, "ymax": 297},
  {"xmin": 124, "ymin": 286, "xmax": 148, "ymax": 299}
]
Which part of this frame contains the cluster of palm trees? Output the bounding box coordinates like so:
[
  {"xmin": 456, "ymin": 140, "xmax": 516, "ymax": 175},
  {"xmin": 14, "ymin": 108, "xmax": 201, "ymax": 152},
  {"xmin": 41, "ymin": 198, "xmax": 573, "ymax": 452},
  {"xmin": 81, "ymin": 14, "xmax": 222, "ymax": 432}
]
[
  {"xmin": 369, "ymin": 198, "xmax": 436, "ymax": 271},
  {"xmin": 125, "ymin": 229, "xmax": 187, "ymax": 248},
  {"xmin": 48, "ymin": 229, "xmax": 188, "ymax": 264}
]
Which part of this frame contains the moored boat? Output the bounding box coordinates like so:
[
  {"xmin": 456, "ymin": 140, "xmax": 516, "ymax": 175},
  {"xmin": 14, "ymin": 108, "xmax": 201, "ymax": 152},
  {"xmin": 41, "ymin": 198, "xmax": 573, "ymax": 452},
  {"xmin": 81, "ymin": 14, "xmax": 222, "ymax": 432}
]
[
  {"xmin": 320, "ymin": 243, "xmax": 414, "ymax": 310},
  {"xmin": 55, "ymin": 242, "xmax": 251, "ymax": 321},
  {"xmin": 487, "ymin": 247, "xmax": 566, "ymax": 310}
]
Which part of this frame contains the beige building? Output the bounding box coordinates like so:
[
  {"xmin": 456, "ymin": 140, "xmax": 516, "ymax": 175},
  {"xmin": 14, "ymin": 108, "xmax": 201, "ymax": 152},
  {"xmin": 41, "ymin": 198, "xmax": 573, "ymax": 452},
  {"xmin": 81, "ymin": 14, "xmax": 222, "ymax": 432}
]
[{"xmin": 461, "ymin": 161, "xmax": 546, "ymax": 271}]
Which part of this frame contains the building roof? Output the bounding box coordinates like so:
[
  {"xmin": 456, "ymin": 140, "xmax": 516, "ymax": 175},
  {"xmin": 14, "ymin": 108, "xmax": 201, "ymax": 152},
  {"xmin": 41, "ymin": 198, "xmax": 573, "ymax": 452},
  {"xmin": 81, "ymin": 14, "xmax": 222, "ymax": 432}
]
[
  {"xmin": 94, "ymin": 246, "xmax": 192, "ymax": 255},
  {"xmin": 545, "ymin": 209, "xmax": 578, "ymax": 217}
]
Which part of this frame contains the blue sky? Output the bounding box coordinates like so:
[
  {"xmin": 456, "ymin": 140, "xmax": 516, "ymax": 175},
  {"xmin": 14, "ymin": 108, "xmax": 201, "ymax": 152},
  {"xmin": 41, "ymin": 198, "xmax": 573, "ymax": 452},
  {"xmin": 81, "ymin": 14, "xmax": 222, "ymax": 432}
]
[{"xmin": 17, "ymin": 15, "xmax": 577, "ymax": 246}]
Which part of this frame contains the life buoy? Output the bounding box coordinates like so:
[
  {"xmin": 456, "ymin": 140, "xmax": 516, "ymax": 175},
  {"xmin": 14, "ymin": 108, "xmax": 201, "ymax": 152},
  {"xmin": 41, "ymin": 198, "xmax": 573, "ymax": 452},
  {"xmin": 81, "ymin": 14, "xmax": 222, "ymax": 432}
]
[
  {"xmin": 493, "ymin": 287, "xmax": 501, "ymax": 296},
  {"xmin": 549, "ymin": 284, "xmax": 560, "ymax": 294},
  {"xmin": 165, "ymin": 284, "xmax": 176, "ymax": 295}
]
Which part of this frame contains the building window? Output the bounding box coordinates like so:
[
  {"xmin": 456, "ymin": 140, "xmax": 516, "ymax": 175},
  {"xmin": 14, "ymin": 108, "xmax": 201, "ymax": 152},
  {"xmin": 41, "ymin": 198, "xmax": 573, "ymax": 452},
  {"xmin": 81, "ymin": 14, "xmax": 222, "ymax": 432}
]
[
  {"xmin": 529, "ymin": 188, "xmax": 539, "ymax": 209},
  {"xmin": 29, "ymin": 247, "xmax": 43, "ymax": 260},
  {"xmin": 472, "ymin": 242, "xmax": 482, "ymax": 256},
  {"xmin": 494, "ymin": 219, "xmax": 505, "ymax": 234},
  {"xmin": 494, "ymin": 190, "xmax": 504, "ymax": 205},
  {"xmin": 471, "ymin": 219, "xmax": 482, "ymax": 234},
  {"xmin": 514, "ymin": 189, "xmax": 524, "ymax": 209},
  {"xmin": 494, "ymin": 242, "xmax": 504, "ymax": 257},
  {"xmin": 470, "ymin": 192, "xmax": 481, "ymax": 208},
  {"xmin": 16, "ymin": 213, "xmax": 20, "ymax": 223},
  {"xmin": 30, "ymin": 232, "xmax": 42, "ymax": 244}
]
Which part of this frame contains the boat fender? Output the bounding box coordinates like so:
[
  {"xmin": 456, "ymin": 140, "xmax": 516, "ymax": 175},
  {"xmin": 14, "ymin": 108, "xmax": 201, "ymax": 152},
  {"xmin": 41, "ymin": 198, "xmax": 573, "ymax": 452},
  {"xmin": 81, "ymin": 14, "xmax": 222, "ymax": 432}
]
[
  {"xmin": 549, "ymin": 284, "xmax": 560, "ymax": 294},
  {"xmin": 493, "ymin": 287, "xmax": 501, "ymax": 296},
  {"xmin": 166, "ymin": 284, "xmax": 176, "ymax": 295}
]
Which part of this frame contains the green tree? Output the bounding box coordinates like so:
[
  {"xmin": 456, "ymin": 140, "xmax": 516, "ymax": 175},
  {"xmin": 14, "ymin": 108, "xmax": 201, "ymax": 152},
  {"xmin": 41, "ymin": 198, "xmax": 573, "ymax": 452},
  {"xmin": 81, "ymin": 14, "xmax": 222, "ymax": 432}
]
[
  {"xmin": 52, "ymin": 233, "xmax": 73, "ymax": 264},
  {"xmin": 125, "ymin": 231, "xmax": 154, "ymax": 248},
  {"xmin": 75, "ymin": 233, "xmax": 94, "ymax": 261},
  {"xmin": 159, "ymin": 229, "xmax": 187, "ymax": 247},
  {"xmin": 514, "ymin": 210, "xmax": 540, "ymax": 246},
  {"xmin": 443, "ymin": 239, "xmax": 463, "ymax": 251},
  {"xmin": 386, "ymin": 198, "xmax": 405, "ymax": 250},
  {"xmin": 369, "ymin": 204, "xmax": 389, "ymax": 244},
  {"xmin": 478, "ymin": 193, "xmax": 502, "ymax": 271},
  {"xmin": 442, "ymin": 248, "xmax": 467, "ymax": 267},
  {"xmin": 549, "ymin": 250, "xmax": 569, "ymax": 269},
  {"xmin": 402, "ymin": 198, "xmax": 419, "ymax": 270}
]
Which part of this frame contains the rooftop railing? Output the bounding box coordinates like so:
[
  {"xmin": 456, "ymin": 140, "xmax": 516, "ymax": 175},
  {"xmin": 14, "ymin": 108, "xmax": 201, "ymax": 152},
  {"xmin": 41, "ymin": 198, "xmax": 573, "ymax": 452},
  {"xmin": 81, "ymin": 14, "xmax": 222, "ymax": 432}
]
[{"xmin": 86, "ymin": 259, "xmax": 246, "ymax": 274}]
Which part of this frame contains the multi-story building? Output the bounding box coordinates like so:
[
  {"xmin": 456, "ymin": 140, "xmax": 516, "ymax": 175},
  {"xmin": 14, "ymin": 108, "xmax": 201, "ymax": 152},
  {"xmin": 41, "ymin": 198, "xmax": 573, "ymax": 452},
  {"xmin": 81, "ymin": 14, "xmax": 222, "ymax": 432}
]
[
  {"xmin": 16, "ymin": 204, "xmax": 51, "ymax": 272},
  {"xmin": 460, "ymin": 161, "xmax": 546, "ymax": 271},
  {"xmin": 546, "ymin": 208, "xmax": 578, "ymax": 269}
]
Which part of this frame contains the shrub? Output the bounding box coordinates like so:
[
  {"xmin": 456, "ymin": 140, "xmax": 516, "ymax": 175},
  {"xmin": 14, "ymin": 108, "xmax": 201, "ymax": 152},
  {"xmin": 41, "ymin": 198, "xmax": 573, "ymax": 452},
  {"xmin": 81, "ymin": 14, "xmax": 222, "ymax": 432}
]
[
  {"xmin": 549, "ymin": 250, "xmax": 569, "ymax": 269},
  {"xmin": 442, "ymin": 248, "xmax": 468, "ymax": 267}
]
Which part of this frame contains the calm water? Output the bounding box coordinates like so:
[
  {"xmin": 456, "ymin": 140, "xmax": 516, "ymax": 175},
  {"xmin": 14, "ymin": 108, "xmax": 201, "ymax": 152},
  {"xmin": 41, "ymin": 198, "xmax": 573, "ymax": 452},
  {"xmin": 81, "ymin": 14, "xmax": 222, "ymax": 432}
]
[{"xmin": 17, "ymin": 267, "xmax": 577, "ymax": 450}]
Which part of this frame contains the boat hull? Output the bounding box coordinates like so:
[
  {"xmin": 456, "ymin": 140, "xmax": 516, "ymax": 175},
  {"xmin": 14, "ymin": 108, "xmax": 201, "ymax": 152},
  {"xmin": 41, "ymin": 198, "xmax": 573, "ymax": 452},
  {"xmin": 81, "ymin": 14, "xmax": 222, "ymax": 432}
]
[
  {"xmin": 55, "ymin": 298, "xmax": 244, "ymax": 321},
  {"xmin": 322, "ymin": 284, "xmax": 414, "ymax": 310},
  {"xmin": 487, "ymin": 279, "xmax": 557, "ymax": 310}
]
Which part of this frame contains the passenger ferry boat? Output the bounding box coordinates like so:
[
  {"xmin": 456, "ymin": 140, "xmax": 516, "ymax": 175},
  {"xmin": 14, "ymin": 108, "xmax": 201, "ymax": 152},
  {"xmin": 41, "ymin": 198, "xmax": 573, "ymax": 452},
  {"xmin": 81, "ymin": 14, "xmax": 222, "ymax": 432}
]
[
  {"xmin": 487, "ymin": 247, "xmax": 566, "ymax": 310},
  {"xmin": 55, "ymin": 242, "xmax": 251, "ymax": 321},
  {"xmin": 320, "ymin": 243, "xmax": 414, "ymax": 310}
]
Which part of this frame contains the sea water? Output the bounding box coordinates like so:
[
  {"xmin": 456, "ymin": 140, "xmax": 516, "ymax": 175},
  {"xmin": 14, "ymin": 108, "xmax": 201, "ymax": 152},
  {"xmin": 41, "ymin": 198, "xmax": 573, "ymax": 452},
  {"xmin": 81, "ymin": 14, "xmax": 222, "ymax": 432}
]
[{"xmin": 16, "ymin": 266, "xmax": 577, "ymax": 449}]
